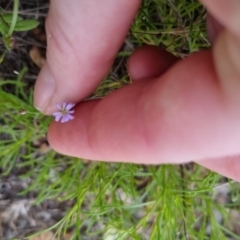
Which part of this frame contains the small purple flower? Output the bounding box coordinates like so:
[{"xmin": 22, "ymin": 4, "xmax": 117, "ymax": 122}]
[{"xmin": 53, "ymin": 102, "xmax": 76, "ymax": 123}]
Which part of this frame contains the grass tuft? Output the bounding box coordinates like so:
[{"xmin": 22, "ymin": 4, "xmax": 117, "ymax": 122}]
[{"xmin": 1, "ymin": 1, "xmax": 240, "ymax": 240}]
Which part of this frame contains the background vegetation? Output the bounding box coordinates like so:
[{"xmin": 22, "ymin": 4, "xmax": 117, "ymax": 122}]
[{"xmin": 1, "ymin": 0, "xmax": 240, "ymax": 239}]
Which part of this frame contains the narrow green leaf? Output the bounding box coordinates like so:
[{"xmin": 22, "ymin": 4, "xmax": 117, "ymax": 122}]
[
  {"xmin": 14, "ymin": 19, "xmax": 39, "ymax": 32},
  {"xmin": 8, "ymin": 0, "xmax": 19, "ymax": 36},
  {"xmin": 0, "ymin": 50, "xmax": 7, "ymax": 64},
  {"xmin": 2, "ymin": 13, "xmax": 23, "ymax": 23},
  {"xmin": 0, "ymin": 15, "xmax": 9, "ymax": 35}
]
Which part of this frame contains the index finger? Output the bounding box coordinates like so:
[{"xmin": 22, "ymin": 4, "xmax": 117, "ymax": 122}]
[{"xmin": 48, "ymin": 51, "xmax": 240, "ymax": 163}]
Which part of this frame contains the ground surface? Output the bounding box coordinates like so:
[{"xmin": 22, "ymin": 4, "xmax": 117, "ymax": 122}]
[{"xmin": 1, "ymin": 1, "xmax": 240, "ymax": 240}]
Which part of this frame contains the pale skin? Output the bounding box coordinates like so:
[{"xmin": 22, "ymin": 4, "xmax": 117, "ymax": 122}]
[{"xmin": 34, "ymin": 0, "xmax": 240, "ymax": 181}]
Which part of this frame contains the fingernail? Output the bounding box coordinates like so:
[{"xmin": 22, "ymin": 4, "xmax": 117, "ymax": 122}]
[{"xmin": 34, "ymin": 63, "xmax": 55, "ymax": 112}]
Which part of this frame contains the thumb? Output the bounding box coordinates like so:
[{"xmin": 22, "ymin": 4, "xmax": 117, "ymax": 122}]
[
  {"xmin": 200, "ymin": 0, "xmax": 240, "ymax": 37},
  {"xmin": 200, "ymin": 0, "xmax": 240, "ymax": 109},
  {"xmin": 34, "ymin": 0, "xmax": 141, "ymax": 114}
]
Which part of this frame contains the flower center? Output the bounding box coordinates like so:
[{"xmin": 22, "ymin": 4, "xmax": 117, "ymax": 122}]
[{"xmin": 61, "ymin": 110, "xmax": 67, "ymax": 115}]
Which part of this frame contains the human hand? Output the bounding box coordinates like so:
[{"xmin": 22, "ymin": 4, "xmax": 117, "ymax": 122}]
[{"xmin": 34, "ymin": 0, "xmax": 240, "ymax": 181}]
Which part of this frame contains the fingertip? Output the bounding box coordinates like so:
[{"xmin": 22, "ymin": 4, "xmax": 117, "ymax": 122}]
[
  {"xmin": 34, "ymin": 63, "xmax": 56, "ymax": 114},
  {"xmin": 197, "ymin": 155, "xmax": 240, "ymax": 182},
  {"xmin": 127, "ymin": 45, "xmax": 178, "ymax": 81},
  {"xmin": 47, "ymin": 100, "xmax": 100, "ymax": 159}
]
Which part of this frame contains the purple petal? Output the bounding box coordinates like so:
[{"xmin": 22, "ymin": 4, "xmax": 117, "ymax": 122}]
[
  {"xmin": 66, "ymin": 103, "xmax": 76, "ymax": 111},
  {"xmin": 61, "ymin": 114, "xmax": 70, "ymax": 123},
  {"xmin": 68, "ymin": 115, "xmax": 74, "ymax": 120},
  {"xmin": 68, "ymin": 110, "xmax": 74, "ymax": 114},
  {"xmin": 53, "ymin": 112, "xmax": 61, "ymax": 117},
  {"xmin": 56, "ymin": 104, "xmax": 62, "ymax": 110},
  {"xmin": 53, "ymin": 112, "xmax": 62, "ymax": 122},
  {"xmin": 62, "ymin": 102, "xmax": 67, "ymax": 109}
]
